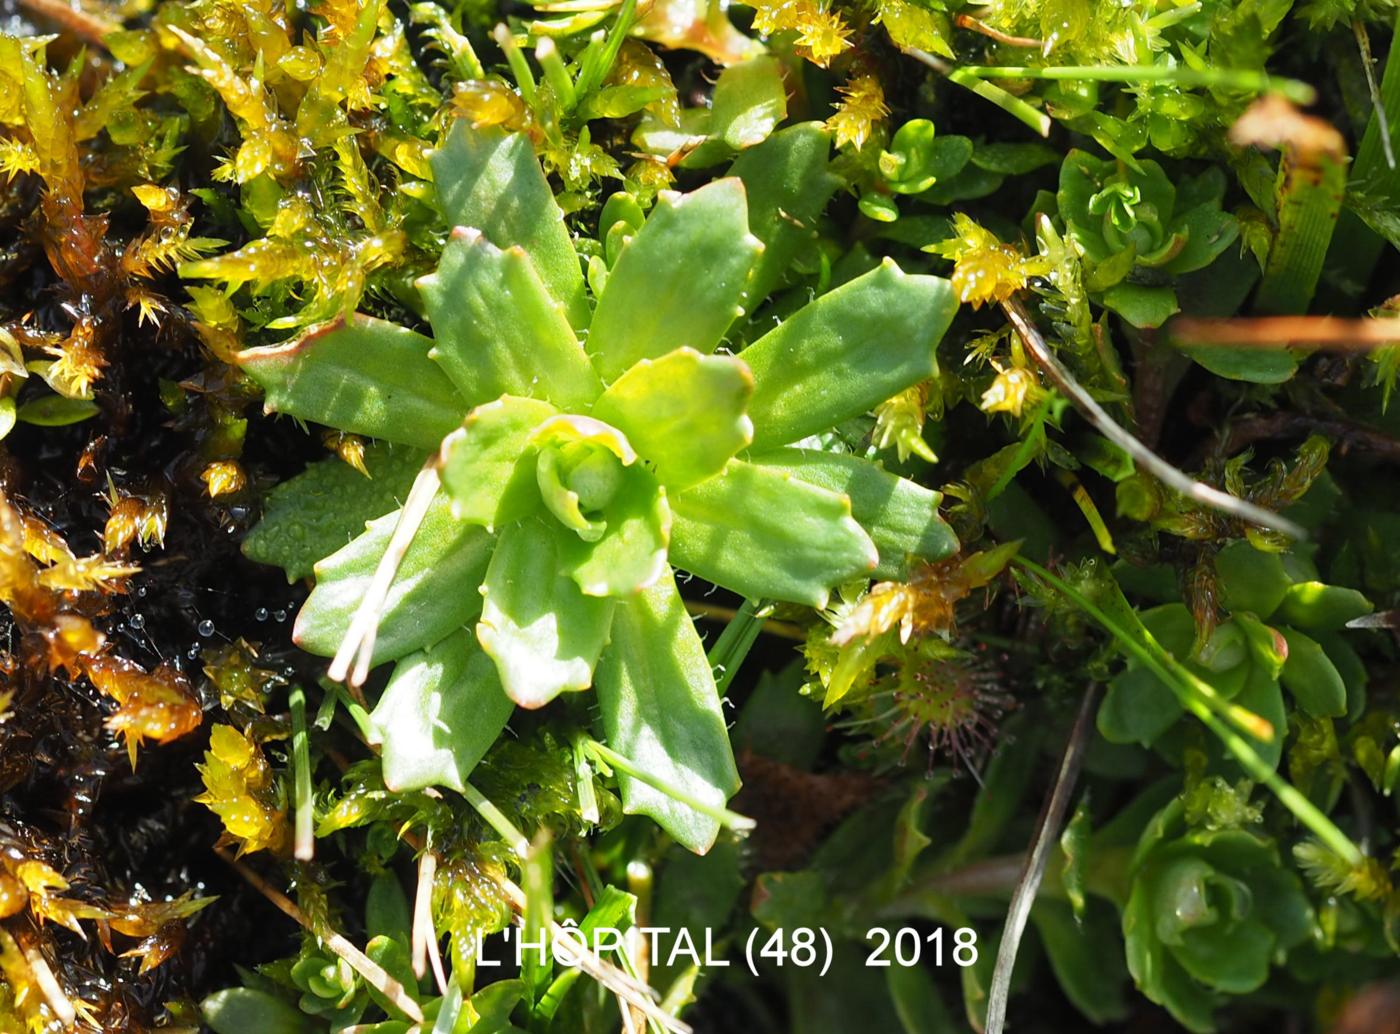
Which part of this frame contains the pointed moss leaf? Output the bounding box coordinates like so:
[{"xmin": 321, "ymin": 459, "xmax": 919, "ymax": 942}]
[
  {"xmin": 294, "ymin": 495, "xmax": 491, "ymax": 664},
  {"xmin": 244, "ymin": 443, "xmax": 425, "ymax": 582},
  {"xmin": 1275, "ymin": 581, "xmax": 1373, "ymax": 631},
  {"xmin": 669, "ymin": 460, "xmax": 877, "ymax": 608},
  {"xmin": 742, "ymin": 260, "xmax": 956, "ymax": 450},
  {"xmin": 729, "ymin": 123, "xmax": 841, "ymax": 312},
  {"xmin": 431, "ymin": 122, "xmax": 587, "ymax": 328},
  {"xmin": 557, "ymin": 465, "xmax": 671, "ymax": 598},
  {"xmin": 1279, "ymin": 627, "xmax": 1347, "ymax": 718},
  {"xmin": 420, "ymin": 229, "xmax": 601, "ymax": 410},
  {"xmin": 439, "ymin": 396, "xmax": 557, "ymax": 529},
  {"xmin": 477, "ymin": 519, "xmax": 616, "ymax": 708},
  {"xmin": 750, "ymin": 447, "xmax": 958, "ymax": 579},
  {"xmin": 202, "ymin": 990, "xmax": 314, "ymax": 1034},
  {"xmin": 587, "ymin": 180, "xmax": 762, "ymax": 382},
  {"xmin": 595, "ymin": 571, "xmax": 740, "ymax": 854},
  {"xmin": 368, "ymin": 630, "xmax": 514, "ymax": 793},
  {"xmin": 709, "ymin": 55, "xmax": 787, "ymax": 151},
  {"xmin": 591, "ymin": 347, "xmax": 754, "ymax": 489},
  {"xmin": 239, "ymin": 315, "xmax": 464, "ymax": 450}
]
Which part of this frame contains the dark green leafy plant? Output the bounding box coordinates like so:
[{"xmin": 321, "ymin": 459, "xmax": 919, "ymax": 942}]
[
  {"xmin": 1057, "ymin": 149, "xmax": 1239, "ymax": 328},
  {"xmin": 1124, "ymin": 799, "xmax": 1313, "ymax": 1032}
]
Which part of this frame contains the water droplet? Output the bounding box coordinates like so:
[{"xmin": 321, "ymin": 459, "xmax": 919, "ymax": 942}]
[
  {"xmin": 136, "ymin": 586, "xmax": 148, "ymax": 598},
  {"xmin": 273, "ymin": 609, "xmax": 287, "ymax": 623},
  {"xmin": 187, "ymin": 646, "xmax": 201, "ymax": 658},
  {"xmin": 129, "ymin": 613, "xmax": 145, "ymax": 631},
  {"xmin": 254, "ymin": 608, "xmax": 268, "ymax": 622},
  {"xmin": 197, "ymin": 620, "xmax": 214, "ymax": 637}
]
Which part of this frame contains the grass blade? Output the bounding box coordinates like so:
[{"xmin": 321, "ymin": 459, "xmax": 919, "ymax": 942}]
[
  {"xmin": 289, "ymin": 686, "xmax": 314, "ymax": 862},
  {"xmin": 1231, "ymin": 97, "xmax": 1348, "ymax": 314}
]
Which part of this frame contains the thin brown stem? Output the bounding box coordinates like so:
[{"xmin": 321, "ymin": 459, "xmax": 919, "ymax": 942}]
[
  {"xmin": 1004, "ymin": 292, "xmax": 1304, "ymax": 538},
  {"xmin": 214, "ymin": 846, "xmax": 426, "ymax": 1024},
  {"xmin": 1215, "ymin": 411, "xmax": 1400, "ymax": 463},
  {"xmin": 954, "ymin": 13, "xmax": 1044, "ymax": 48},
  {"xmin": 1170, "ymin": 315, "xmax": 1400, "ymax": 350},
  {"xmin": 19, "ymin": 0, "xmax": 119, "ymax": 46}
]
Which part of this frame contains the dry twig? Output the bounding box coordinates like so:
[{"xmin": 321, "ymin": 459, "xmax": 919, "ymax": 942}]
[
  {"xmin": 214, "ymin": 846, "xmax": 427, "ymax": 1025},
  {"xmin": 1171, "ymin": 315, "xmax": 1400, "ymax": 350},
  {"xmin": 984, "ymin": 685, "xmax": 1099, "ymax": 1034},
  {"xmin": 1003, "ymin": 296, "xmax": 1305, "ymax": 538}
]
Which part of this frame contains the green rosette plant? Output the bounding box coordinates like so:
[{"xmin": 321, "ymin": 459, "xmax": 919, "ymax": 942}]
[
  {"xmin": 239, "ymin": 121, "xmax": 959, "ymax": 852},
  {"xmin": 1123, "ymin": 799, "xmax": 1314, "ymax": 1033},
  {"xmin": 1057, "ymin": 149, "xmax": 1239, "ymax": 329},
  {"xmin": 1100, "ymin": 535, "xmax": 1373, "ymax": 763}
]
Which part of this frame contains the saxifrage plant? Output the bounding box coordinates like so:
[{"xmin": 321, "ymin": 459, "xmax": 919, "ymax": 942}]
[
  {"xmin": 1124, "ymin": 799, "xmax": 1313, "ymax": 1032},
  {"xmin": 240, "ymin": 119, "xmax": 959, "ymax": 852}
]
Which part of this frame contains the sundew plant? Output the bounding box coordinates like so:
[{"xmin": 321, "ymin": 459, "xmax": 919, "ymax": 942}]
[{"xmin": 0, "ymin": 0, "xmax": 1396, "ymax": 1032}]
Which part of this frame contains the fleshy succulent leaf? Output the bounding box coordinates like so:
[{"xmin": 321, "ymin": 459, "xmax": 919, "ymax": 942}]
[
  {"xmin": 438, "ymin": 396, "xmax": 557, "ymax": 530},
  {"xmin": 557, "ymin": 464, "xmax": 671, "ymax": 598},
  {"xmin": 742, "ymin": 259, "xmax": 957, "ymax": 450},
  {"xmin": 431, "ymin": 121, "xmax": 588, "ymax": 329},
  {"xmin": 243, "ymin": 444, "xmax": 425, "ymax": 582},
  {"xmin": 587, "ymin": 179, "xmax": 763, "ymax": 383},
  {"xmin": 594, "ymin": 570, "xmax": 740, "ymax": 854},
  {"xmin": 591, "ymin": 347, "xmax": 754, "ymax": 490},
  {"xmin": 367, "ymin": 629, "xmax": 515, "ymax": 793},
  {"xmin": 1278, "ymin": 627, "xmax": 1347, "ymax": 718},
  {"xmin": 530, "ymin": 414, "xmax": 638, "ymax": 542},
  {"xmin": 750, "ymin": 447, "xmax": 958, "ymax": 578},
  {"xmin": 294, "ymin": 495, "xmax": 492, "ymax": 665},
  {"xmin": 419, "ymin": 228, "xmax": 602, "ymax": 410},
  {"xmin": 238, "ymin": 315, "xmax": 464, "ymax": 450},
  {"xmin": 477, "ymin": 518, "xmax": 617, "ymax": 708},
  {"xmin": 707, "ymin": 55, "xmax": 788, "ymax": 152},
  {"xmin": 668, "ymin": 459, "xmax": 877, "ymax": 607},
  {"xmin": 728, "ymin": 122, "xmax": 841, "ymax": 312}
]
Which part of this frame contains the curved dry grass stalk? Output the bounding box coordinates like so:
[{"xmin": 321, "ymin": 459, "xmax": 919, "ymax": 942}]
[
  {"xmin": 18, "ymin": 0, "xmax": 119, "ymax": 45},
  {"xmin": 214, "ymin": 846, "xmax": 426, "ymax": 1025},
  {"xmin": 984, "ymin": 685, "xmax": 1098, "ymax": 1034},
  {"xmin": 496, "ymin": 877, "xmax": 694, "ymax": 1034},
  {"xmin": 1170, "ymin": 315, "xmax": 1400, "ymax": 349},
  {"xmin": 1003, "ymin": 296, "xmax": 1305, "ymax": 539},
  {"xmin": 328, "ymin": 460, "xmax": 442, "ymax": 689}
]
